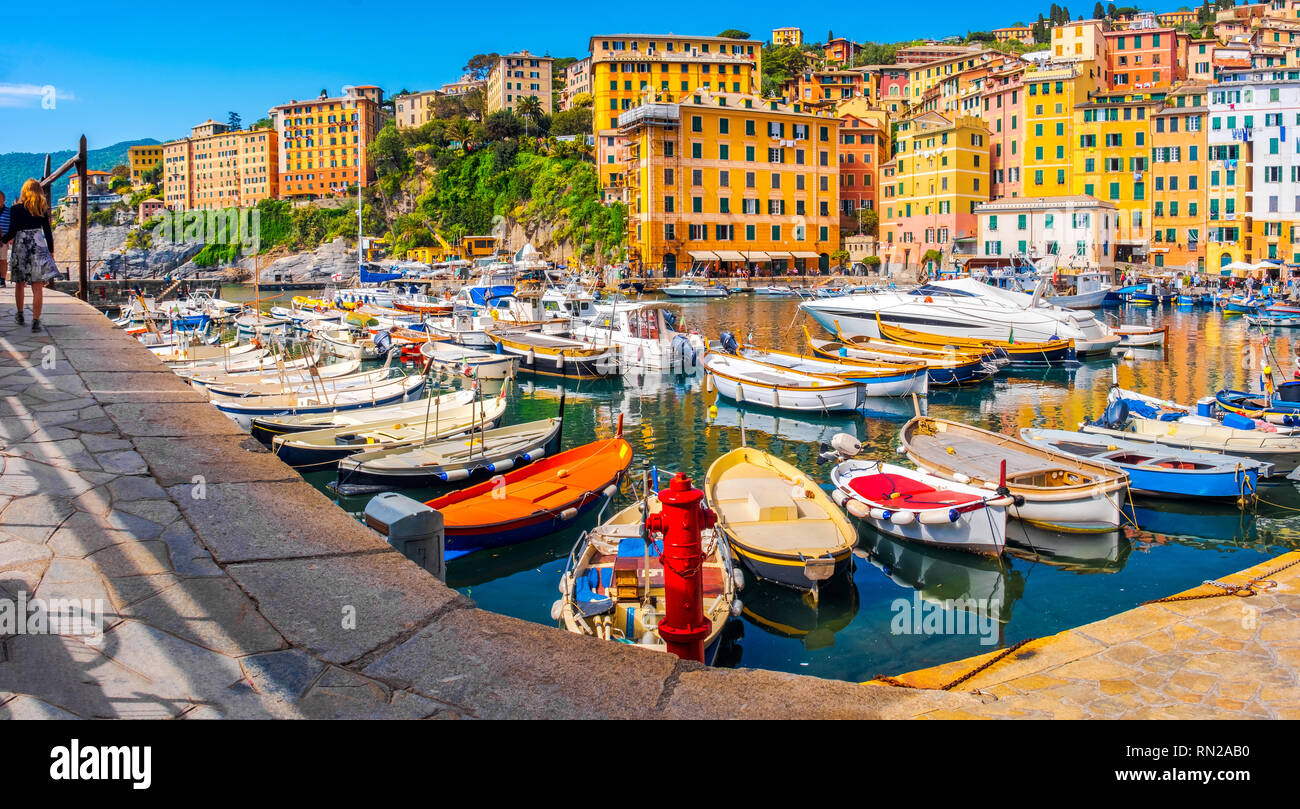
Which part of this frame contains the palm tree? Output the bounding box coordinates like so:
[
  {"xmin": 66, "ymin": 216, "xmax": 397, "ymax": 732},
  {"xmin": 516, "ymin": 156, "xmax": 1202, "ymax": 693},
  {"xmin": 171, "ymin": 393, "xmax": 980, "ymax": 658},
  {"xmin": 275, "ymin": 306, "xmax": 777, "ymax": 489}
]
[
  {"xmin": 516, "ymin": 96, "xmax": 543, "ymax": 136},
  {"xmin": 449, "ymin": 118, "xmax": 473, "ymax": 153}
]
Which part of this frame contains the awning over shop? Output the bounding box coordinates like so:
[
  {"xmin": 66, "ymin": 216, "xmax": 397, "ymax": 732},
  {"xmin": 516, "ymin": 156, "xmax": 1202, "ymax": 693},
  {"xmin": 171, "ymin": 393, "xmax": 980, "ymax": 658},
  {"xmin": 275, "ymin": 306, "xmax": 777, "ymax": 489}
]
[
  {"xmin": 746, "ymin": 251, "xmax": 772, "ymax": 261},
  {"xmin": 767, "ymin": 251, "xmax": 793, "ymax": 259},
  {"xmin": 714, "ymin": 250, "xmax": 748, "ymax": 261},
  {"xmin": 688, "ymin": 250, "xmax": 720, "ymax": 260},
  {"xmin": 792, "ymin": 251, "xmax": 821, "ymax": 258}
]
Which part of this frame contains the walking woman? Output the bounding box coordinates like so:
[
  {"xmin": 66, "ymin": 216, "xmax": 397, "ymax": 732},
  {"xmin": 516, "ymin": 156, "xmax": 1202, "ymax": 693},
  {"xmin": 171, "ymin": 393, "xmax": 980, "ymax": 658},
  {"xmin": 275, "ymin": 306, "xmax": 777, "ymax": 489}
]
[{"xmin": 1, "ymin": 178, "xmax": 60, "ymax": 332}]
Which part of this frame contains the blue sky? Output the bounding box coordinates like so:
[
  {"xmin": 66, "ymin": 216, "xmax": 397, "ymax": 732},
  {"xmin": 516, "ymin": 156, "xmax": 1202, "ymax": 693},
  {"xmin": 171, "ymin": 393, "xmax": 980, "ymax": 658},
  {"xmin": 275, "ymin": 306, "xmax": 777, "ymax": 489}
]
[{"xmin": 0, "ymin": 1, "xmax": 1070, "ymax": 154}]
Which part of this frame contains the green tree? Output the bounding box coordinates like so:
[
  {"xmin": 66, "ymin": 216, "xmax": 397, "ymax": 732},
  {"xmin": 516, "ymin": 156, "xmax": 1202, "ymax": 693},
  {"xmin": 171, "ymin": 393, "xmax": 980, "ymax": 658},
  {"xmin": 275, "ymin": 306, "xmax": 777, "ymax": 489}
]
[
  {"xmin": 251, "ymin": 117, "xmax": 272, "ymax": 130},
  {"xmin": 141, "ymin": 161, "xmax": 163, "ymax": 186},
  {"xmin": 463, "ymin": 53, "xmax": 500, "ymax": 81},
  {"xmin": 368, "ymin": 123, "xmax": 410, "ymax": 178},
  {"xmin": 717, "ymin": 29, "xmax": 750, "ymax": 39},
  {"xmin": 550, "ymin": 106, "xmax": 592, "ymax": 136},
  {"xmin": 1107, "ymin": 2, "xmax": 1118, "ymax": 16},
  {"xmin": 1093, "ymin": 2, "xmax": 1106, "ymax": 18},
  {"xmin": 227, "ymin": 111, "xmax": 242, "ymax": 130},
  {"xmin": 852, "ymin": 41, "xmax": 899, "ymax": 66},
  {"xmin": 484, "ymin": 110, "xmax": 524, "ymax": 142},
  {"xmin": 831, "ymin": 249, "xmax": 850, "ymax": 268},
  {"xmin": 516, "ymin": 95, "xmax": 543, "ymax": 128},
  {"xmin": 857, "ymin": 207, "xmax": 879, "ymax": 236}
]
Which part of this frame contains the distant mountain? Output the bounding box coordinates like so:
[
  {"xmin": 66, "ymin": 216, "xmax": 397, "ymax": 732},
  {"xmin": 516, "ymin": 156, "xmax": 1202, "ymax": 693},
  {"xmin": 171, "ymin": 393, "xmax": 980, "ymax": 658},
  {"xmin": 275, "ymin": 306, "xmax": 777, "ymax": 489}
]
[{"xmin": 0, "ymin": 139, "xmax": 161, "ymax": 202}]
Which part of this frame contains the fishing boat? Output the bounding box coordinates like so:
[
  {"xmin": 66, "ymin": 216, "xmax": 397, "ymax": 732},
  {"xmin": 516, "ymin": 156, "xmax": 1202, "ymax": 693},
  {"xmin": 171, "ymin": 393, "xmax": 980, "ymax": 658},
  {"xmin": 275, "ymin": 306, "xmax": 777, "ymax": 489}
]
[
  {"xmin": 1020, "ymin": 428, "xmax": 1272, "ymax": 500},
  {"xmin": 426, "ymin": 436, "xmax": 634, "ymax": 557},
  {"xmin": 235, "ymin": 310, "xmax": 291, "ymax": 336},
  {"xmin": 805, "ymin": 329, "xmax": 996, "ymax": 387},
  {"xmin": 1113, "ymin": 324, "xmax": 1168, "ymax": 347},
  {"xmin": 702, "ymin": 351, "xmax": 866, "ymax": 412},
  {"xmin": 314, "ymin": 326, "xmax": 385, "ymax": 360},
  {"xmin": 829, "ymin": 450, "xmax": 1011, "ymax": 556},
  {"xmin": 270, "ymin": 387, "xmax": 507, "ymax": 469},
  {"xmin": 248, "ymin": 389, "xmax": 477, "ymax": 444},
  {"xmin": 486, "ymin": 329, "xmax": 620, "ymax": 378},
  {"xmin": 873, "ymin": 315, "xmax": 1076, "ymax": 364},
  {"xmin": 334, "ymin": 416, "xmax": 563, "ymax": 492},
  {"xmin": 715, "ymin": 334, "xmax": 928, "ymax": 397},
  {"xmin": 419, "ymin": 341, "xmax": 518, "ymax": 379},
  {"xmin": 704, "ymin": 447, "xmax": 857, "ymax": 593},
  {"xmin": 901, "ymin": 417, "xmax": 1128, "ymax": 532},
  {"xmin": 662, "ymin": 278, "xmax": 729, "ymax": 298},
  {"xmin": 1079, "ymin": 406, "xmax": 1300, "ymax": 475},
  {"xmin": 187, "ymin": 357, "xmax": 362, "ymax": 390},
  {"xmin": 555, "ymin": 492, "xmax": 739, "ymax": 658},
  {"xmin": 569, "ymin": 302, "xmax": 705, "ymax": 372},
  {"xmin": 210, "ymin": 374, "xmax": 426, "ymax": 430},
  {"xmin": 1246, "ymin": 314, "xmax": 1300, "ymax": 328}
]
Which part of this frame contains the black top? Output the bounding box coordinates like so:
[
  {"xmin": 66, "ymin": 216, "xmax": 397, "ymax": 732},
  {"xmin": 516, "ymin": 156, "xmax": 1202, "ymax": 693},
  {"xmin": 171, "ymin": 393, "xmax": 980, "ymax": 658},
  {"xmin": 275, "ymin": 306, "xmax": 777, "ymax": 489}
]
[{"xmin": 1, "ymin": 204, "xmax": 54, "ymax": 252}]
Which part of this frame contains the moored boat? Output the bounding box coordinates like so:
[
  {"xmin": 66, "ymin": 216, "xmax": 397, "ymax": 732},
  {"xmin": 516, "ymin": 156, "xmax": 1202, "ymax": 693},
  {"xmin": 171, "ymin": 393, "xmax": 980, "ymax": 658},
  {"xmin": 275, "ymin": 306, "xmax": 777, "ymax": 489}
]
[
  {"xmin": 704, "ymin": 447, "xmax": 857, "ymax": 593},
  {"xmin": 719, "ymin": 335, "xmax": 928, "ymax": 397},
  {"xmin": 702, "ymin": 351, "xmax": 864, "ymax": 412},
  {"xmin": 901, "ymin": 417, "xmax": 1128, "ymax": 533},
  {"xmin": 419, "ymin": 341, "xmax": 519, "ymax": 379},
  {"xmin": 1114, "ymin": 324, "xmax": 1168, "ymax": 347},
  {"xmin": 248, "ymin": 389, "xmax": 476, "ymax": 444},
  {"xmin": 487, "ymin": 329, "xmax": 620, "ymax": 378},
  {"xmin": 1080, "ymin": 410, "xmax": 1300, "ymax": 474}
]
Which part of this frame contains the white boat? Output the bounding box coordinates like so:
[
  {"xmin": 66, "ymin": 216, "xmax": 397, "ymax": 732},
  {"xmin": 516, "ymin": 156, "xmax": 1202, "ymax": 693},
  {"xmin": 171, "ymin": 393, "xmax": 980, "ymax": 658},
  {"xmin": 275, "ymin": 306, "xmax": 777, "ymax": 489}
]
[
  {"xmin": 720, "ymin": 341, "xmax": 928, "ymax": 398},
  {"xmin": 830, "ymin": 452, "xmax": 1010, "ymax": 556},
  {"xmin": 662, "ymin": 279, "xmax": 729, "ymax": 298},
  {"xmin": 569, "ymin": 302, "xmax": 705, "ymax": 372},
  {"xmin": 801, "ymin": 277, "xmax": 1119, "ymax": 356},
  {"xmin": 1114, "ymin": 324, "xmax": 1167, "ymax": 347},
  {"xmin": 419, "ymin": 341, "xmax": 518, "ymax": 379},
  {"xmin": 186, "ymin": 357, "xmax": 361, "ymax": 389},
  {"xmin": 248, "ymin": 389, "xmax": 476, "ymax": 444},
  {"xmin": 235, "ymin": 310, "xmax": 291, "ymax": 335},
  {"xmin": 901, "ymin": 417, "xmax": 1128, "ymax": 533},
  {"xmin": 702, "ymin": 351, "xmax": 865, "ymax": 412},
  {"xmin": 210, "ymin": 374, "xmax": 426, "ymax": 429},
  {"xmin": 753, "ymin": 285, "xmax": 798, "ymax": 296},
  {"xmin": 314, "ymin": 326, "xmax": 385, "ymax": 360},
  {"xmin": 202, "ymin": 365, "xmax": 395, "ymax": 399}
]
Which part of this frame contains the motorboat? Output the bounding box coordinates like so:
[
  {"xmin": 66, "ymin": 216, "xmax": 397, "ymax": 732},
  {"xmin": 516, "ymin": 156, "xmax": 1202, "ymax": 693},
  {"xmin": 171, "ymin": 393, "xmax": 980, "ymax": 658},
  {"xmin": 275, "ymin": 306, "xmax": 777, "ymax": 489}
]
[
  {"xmin": 569, "ymin": 302, "xmax": 705, "ymax": 372},
  {"xmin": 662, "ymin": 278, "xmax": 729, "ymax": 298}
]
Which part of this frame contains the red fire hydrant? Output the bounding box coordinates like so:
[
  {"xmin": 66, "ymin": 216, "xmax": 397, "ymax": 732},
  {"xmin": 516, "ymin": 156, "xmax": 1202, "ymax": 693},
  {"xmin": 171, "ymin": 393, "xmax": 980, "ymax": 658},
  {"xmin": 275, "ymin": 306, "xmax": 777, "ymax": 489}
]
[{"xmin": 646, "ymin": 472, "xmax": 716, "ymax": 663}]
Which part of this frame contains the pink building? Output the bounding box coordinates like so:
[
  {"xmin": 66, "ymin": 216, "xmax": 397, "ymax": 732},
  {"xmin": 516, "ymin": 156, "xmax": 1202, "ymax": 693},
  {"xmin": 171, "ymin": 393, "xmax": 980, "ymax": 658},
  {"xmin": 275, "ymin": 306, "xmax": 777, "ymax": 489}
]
[{"xmin": 982, "ymin": 63, "xmax": 1025, "ymax": 201}]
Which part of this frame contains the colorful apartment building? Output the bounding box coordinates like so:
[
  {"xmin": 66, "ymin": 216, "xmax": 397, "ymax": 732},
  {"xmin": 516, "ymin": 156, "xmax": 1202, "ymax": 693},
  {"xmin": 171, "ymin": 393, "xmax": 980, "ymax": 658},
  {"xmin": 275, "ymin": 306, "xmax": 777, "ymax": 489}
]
[
  {"xmin": 589, "ymin": 33, "xmax": 761, "ymax": 202},
  {"xmin": 861, "ymin": 65, "xmax": 910, "ymax": 115},
  {"xmin": 1150, "ymin": 85, "xmax": 1209, "ymax": 269},
  {"xmin": 268, "ymin": 86, "xmax": 379, "ymax": 200},
  {"xmin": 1207, "ymin": 69, "xmax": 1300, "ymax": 267},
  {"xmin": 784, "ymin": 69, "xmax": 866, "ymax": 108},
  {"xmin": 393, "ymin": 90, "xmax": 440, "ymax": 129},
  {"xmin": 1050, "ymin": 18, "xmax": 1109, "ymax": 69},
  {"xmin": 835, "ymin": 99, "xmax": 889, "ymax": 224},
  {"xmin": 1156, "ymin": 11, "xmax": 1198, "ymax": 28},
  {"xmin": 1189, "ymin": 38, "xmax": 1218, "ymax": 80},
  {"xmin": 824, "ymin": 38, "xmax": 861, "ymax": 65},
  {"xmin": 127, "ymin": 144, "xmax": 164, "ymax": 187},
  {"xmin": 992, "ymin": 26, "xmax": 1035, "ymax": 46},
  {"xmin": 1103, "ymin": 24, "xmax": 1185, "ymax": 91},
  {"xmin": 975, "ymin": 196, "xmax": 1119, "ymax": 267},
  {"xmin": 487, "ymin": 51, "xmax": 554, "ymax": 115},
  {"xmin": 65, "ymin": 170, "xmax": 113, "ymax": 200},
  {"xmin": 1023, "ymin": 64, "xmax": 1101, "ymax": 197},
  {"xmin": 981, "ymin": 62, "xmax": 1026, "ymax": 200},
  {"xmin": 561, "ymin": 57, "xmax": 592, "ymax": 110},
  {"xmin": 880, "ymin": 112, "xmax": 990, "ymax": 266},
  {"xmin": 1072, "ymin": 91, "xmax": 1159, "ymax": 261},
  {"xmin": 619, "ymin": 92, "xmax": 840, "ymax": 275},
  {"xmin": 905, "ymin": 49, "xmax": 994, "ymax": 106},
  {"xmin": 894, "ymin": 44, "xmax": 983, "ymax": 65},
  {"xmin": 771, "ymin": 27, "xmax": 803, "ymax": 46},
  {"xmin": 161, "ymin": 121, "xmax": 279, "ymax": 211}
]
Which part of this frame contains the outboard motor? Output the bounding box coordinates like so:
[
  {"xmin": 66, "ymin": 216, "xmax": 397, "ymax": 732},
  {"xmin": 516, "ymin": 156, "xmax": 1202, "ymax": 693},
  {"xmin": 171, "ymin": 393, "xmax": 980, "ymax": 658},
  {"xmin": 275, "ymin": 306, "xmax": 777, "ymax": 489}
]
[
  {"xmin": 718, "ymin": 331, "xmax": 740, "ymax": 355},
  {"xmin": 1087, "ymin": 397, "xmax": 1129, "ymax": 430}
]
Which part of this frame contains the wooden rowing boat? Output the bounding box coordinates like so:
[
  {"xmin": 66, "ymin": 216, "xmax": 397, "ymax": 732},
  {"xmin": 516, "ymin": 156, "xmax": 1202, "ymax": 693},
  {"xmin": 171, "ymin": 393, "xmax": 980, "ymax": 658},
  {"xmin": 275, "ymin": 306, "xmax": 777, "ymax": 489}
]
[
  {"xmin": 202, "ymin": 365, "xmax": 394, "ymax": 399},
  {"xmin": 185, "ymin": 358, "xmax": 362, "ymax": 390},
  {"xmin": 901, "ymin": 417, "xmax": 1128, "ymax": 532},
  {"xmin": 1114, "ymin": 324, "xmax": 1168, "ymax": 347},
  {"xmin": 556, "ymin": 494, "xmax": 737, "ymax": 658},
  {"xmin": 209, "ymin": 374, "xmax": 426, "ymax": 429},
  {"xmin": 248, "ymin": 389, "xmax": 476, "ymax": 444},
  {"xmin": 1079, "ymin": 417, "xmax": 1300, "ymax": 475},
  {"xmin": 721, "ymin": 339, "xmax": 928, "ymax": 397},
  {"xmin": 487, "ymin": 329, "xmax": 620, "ymax": 378},
  {"xmin": 876, "ymin": 314, "xmax": 1076, "ymax": 364},
  {"xmin": 702, "ymin": 351, "xmax": 864, "ymax": 412},
  {"xmin": 806, "ymin": 329, "xmax": 996, "ymax": 387},
  {"xmin": 704, "ymin": 447, "xmax": 857, "ymax": 594},
  {"xmin": 426, "ymin": 437, "xmax": 634, "ymax": 557}
]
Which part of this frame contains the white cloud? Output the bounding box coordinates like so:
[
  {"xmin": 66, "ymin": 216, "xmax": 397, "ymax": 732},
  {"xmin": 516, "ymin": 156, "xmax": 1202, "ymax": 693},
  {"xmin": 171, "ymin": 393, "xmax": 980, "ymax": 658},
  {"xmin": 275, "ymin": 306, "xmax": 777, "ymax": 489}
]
[{"xmin": 0, "ymin": 83, "xmax": 76, "ymax": 108}]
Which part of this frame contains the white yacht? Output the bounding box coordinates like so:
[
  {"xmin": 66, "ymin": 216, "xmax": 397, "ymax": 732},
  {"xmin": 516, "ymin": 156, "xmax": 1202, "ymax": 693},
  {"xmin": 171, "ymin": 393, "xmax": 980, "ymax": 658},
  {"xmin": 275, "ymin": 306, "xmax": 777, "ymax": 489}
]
[
  {"xmin": 800, "ymin": 277, "xmax": 1120, "ymax": 356},
  {"xmin": 662, "ymin": 277, "xmax": 729, "ymax": 298},
  {"xmin": 570, "ymin": 301, "xmax": 706, "ymax": 372}
]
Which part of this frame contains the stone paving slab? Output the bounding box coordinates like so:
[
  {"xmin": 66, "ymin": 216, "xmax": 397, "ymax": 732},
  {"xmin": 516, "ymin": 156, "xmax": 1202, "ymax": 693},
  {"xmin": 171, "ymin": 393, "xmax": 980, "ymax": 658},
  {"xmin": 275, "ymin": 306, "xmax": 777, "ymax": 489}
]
[{"xmin": 4, "ymin": 286, "xmax": 1298, "ymax": 720}]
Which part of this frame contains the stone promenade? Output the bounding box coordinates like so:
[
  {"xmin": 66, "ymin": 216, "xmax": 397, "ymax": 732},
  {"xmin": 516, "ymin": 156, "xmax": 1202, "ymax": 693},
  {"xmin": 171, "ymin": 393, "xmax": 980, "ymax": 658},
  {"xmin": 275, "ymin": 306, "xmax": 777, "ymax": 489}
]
[{"xmin": 1, "ymin": 287, "xmax": 1295, "ymax": 719}]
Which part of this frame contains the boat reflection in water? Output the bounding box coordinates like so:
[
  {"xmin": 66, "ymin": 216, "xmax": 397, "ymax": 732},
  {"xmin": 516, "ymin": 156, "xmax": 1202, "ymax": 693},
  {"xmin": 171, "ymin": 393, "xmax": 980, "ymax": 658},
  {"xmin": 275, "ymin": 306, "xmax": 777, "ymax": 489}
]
[
  {"xmin": 739, "ymin": 571, "xmax": 860, "ymax": 651},
  {"xmin": 858, "ymin": 525, "xmax": 1024, "ymax": 624},
  {"xmin": 707, "ymin": 399, "xmax": 862, "ymax": 445},
  {"xmin": 1123, "ymin": 493, "xmax": 1300, "ymax": 552},
  {"xmin": 1004, "ymin": 521, "xmax": 1132, "ymax": 573}
]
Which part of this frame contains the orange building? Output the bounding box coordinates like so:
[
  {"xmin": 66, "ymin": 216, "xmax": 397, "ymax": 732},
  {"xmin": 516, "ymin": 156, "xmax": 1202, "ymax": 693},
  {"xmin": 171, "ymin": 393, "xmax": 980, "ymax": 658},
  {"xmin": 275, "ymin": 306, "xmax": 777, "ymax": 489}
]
[
  {"xmin": 162, "ymin": 120, "xmax": 279, "ymax": 211},
  {"xmin": 785, "ymin": 68, "xmax": 867, "ymax": 108},
  {"xmin": 1104, "ymin": 25, "xmax": 1186, "ymax": 91},
  {"xmin": 1149, "ymin": 84, "xmax": 1208, "ymax": 270},
  {"xmin": 269, "ymin": 85, "xmax": 380, "ymax": 199},
  {"xmin": 824, "ymin": 37, "xmax": 860, "ymax": 64},
  {"xmin": 836, "ymin": 100, "xmax": 889, "ymax": 225}
]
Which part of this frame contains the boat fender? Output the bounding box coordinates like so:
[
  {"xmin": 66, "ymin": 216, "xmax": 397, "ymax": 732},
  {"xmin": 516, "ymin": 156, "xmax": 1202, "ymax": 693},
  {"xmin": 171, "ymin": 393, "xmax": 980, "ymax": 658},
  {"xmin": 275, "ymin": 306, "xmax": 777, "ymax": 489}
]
[
  {"xmin": 870, "ymin": 507, "xmax": 889, "ymax": 520},
  {"xmin": 845, "ymin": 500, "xmax": 872, "ymax": 520},
  {"xmin": 830, "ymin": 432, "xmax": 862, "ymax": 457},
  {"xmin": 488, "ymin": 458, "xmax": 514, "ymax": 473},
  {"xmin": 953, "ymin": 472, "xmax": 971, "ymax": 484},
  {"xmin": 602, "ymin": 484, "xmax": 619, "ymax": 498},
  {"xmin": 986, "ymin": 495, "xmax": 1014, "ymax": 508},
  {"xmin": 732, "ymin": 567, "xmax": 745, "ymax": 591},
  {"xmin": 831, "ymin": 489, "xmax": 848, "ymax": 507},
  {"xmin": 729, "ymin": 598, "xmax": 744, "ymax": 618},
  {"xmin": 521, "ymin": 448, "xmax": 546, "ymax": 462},
  {"xmin": 550, "ymin": 599, "xmax": 565, "ymax": 622},
  {"xmin": 890, "ymin": 510, "xmax": 915, "ymax": 526},
  {"xmin": 560, "ymin": 507, "xmax": 579, "ymax": 521},
  {"xmin": 917, "ymin": 509, "xmax": 952, "ymax": 525},
  {"xmin": 558, "ymin": 572, "xmax": 574, "ymax": 595},
  {"xmin": 440, "ymin": 468, "xmax": 471, "ymax": 482}
]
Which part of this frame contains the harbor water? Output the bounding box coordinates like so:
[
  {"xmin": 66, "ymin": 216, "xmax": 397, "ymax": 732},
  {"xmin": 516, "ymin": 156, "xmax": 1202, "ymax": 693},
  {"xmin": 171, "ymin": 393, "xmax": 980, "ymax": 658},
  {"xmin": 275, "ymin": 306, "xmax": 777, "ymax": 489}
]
[{"xmin": 232, "ymin": 288, "xmax": 1300, "ymax": 682}]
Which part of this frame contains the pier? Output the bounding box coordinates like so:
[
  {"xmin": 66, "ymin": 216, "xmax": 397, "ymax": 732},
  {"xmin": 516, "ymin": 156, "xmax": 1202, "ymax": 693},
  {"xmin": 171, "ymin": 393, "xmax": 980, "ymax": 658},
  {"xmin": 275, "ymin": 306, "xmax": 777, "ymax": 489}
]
[{"xmin": 2, "ymin": 285, "xmax": 1298, "ymax": 718}]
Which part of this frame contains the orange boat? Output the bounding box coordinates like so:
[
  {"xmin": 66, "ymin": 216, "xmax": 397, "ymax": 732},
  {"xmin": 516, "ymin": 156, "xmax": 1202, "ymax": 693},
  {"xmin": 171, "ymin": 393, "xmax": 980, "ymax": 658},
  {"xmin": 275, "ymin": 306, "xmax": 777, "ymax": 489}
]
[{"xmin": 427, "ymin": 436, "xmax": 634, "ymax": 557}]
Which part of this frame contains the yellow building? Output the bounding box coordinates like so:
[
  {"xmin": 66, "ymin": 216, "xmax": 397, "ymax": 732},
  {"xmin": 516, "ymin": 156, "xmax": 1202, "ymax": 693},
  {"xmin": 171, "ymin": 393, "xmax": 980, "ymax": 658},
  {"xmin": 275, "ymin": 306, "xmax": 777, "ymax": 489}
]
[
  {"xmin": 771, "ymin": 27, "xmax": 803, "ymax": 46},
  {"xmin": 269, "ymin": 85, "xmax": 380, "ymax": 200},
  {"xmin": 127, "ymin": 145, "xmax": 164, "ymax": 187},
  {"xmin": 487, "ymin": 51, "xmax": 554, "ymax": 115},
  {"xmin": 1149, "ymin": 84, "xmax": 1208, "ymax": 270},
  {"xmin": 992, "ymin": 26, "xmax": 1034, "ymax": 46},
  {"xmin": 161, "ymin": 121, "xmax": 279, "ymax": 211},
  {"xmin": 621, "ymin": 92, "xmax": 840, "ymax": 275},
  {"xmin": 1022, "ymin": 64, "xmax": 1100, "ymax": 197},
  {"xmin": 1072, "ymin": 91, "xmax": 1160, "ymax": 262},
  {"xmin": 1051, "ymin": 19, "xmax": 1109, "ymax": 65},
  {"xmin": 906, "ymin": 51, "xmax": 994, "ymax": 105},
  {"xmin": 393, "ymin": 90, "xmax": 441, "ymax": 129},
  {"xmin": 589, "ymin": 34, "xmax": 762, "ymax": 202},
  {"xmin": 881, "ymin": 112, "xmax": 990, "ymax": 265}
]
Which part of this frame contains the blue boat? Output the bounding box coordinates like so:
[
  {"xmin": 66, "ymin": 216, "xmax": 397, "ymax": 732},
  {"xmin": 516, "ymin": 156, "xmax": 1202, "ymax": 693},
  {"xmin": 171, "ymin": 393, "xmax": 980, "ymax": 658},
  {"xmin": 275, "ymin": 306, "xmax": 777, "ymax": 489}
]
[
  {"xmin": 1020, "ymin": 427, "xmax": 1272, "ymax": 500},
  {"xmin": 360, "ymin": 265, "xmax": 404, "ymax": 284},
  {"xmin": 1104, "ymin": 284, "xmax": 1145, "ymax": 305}
]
